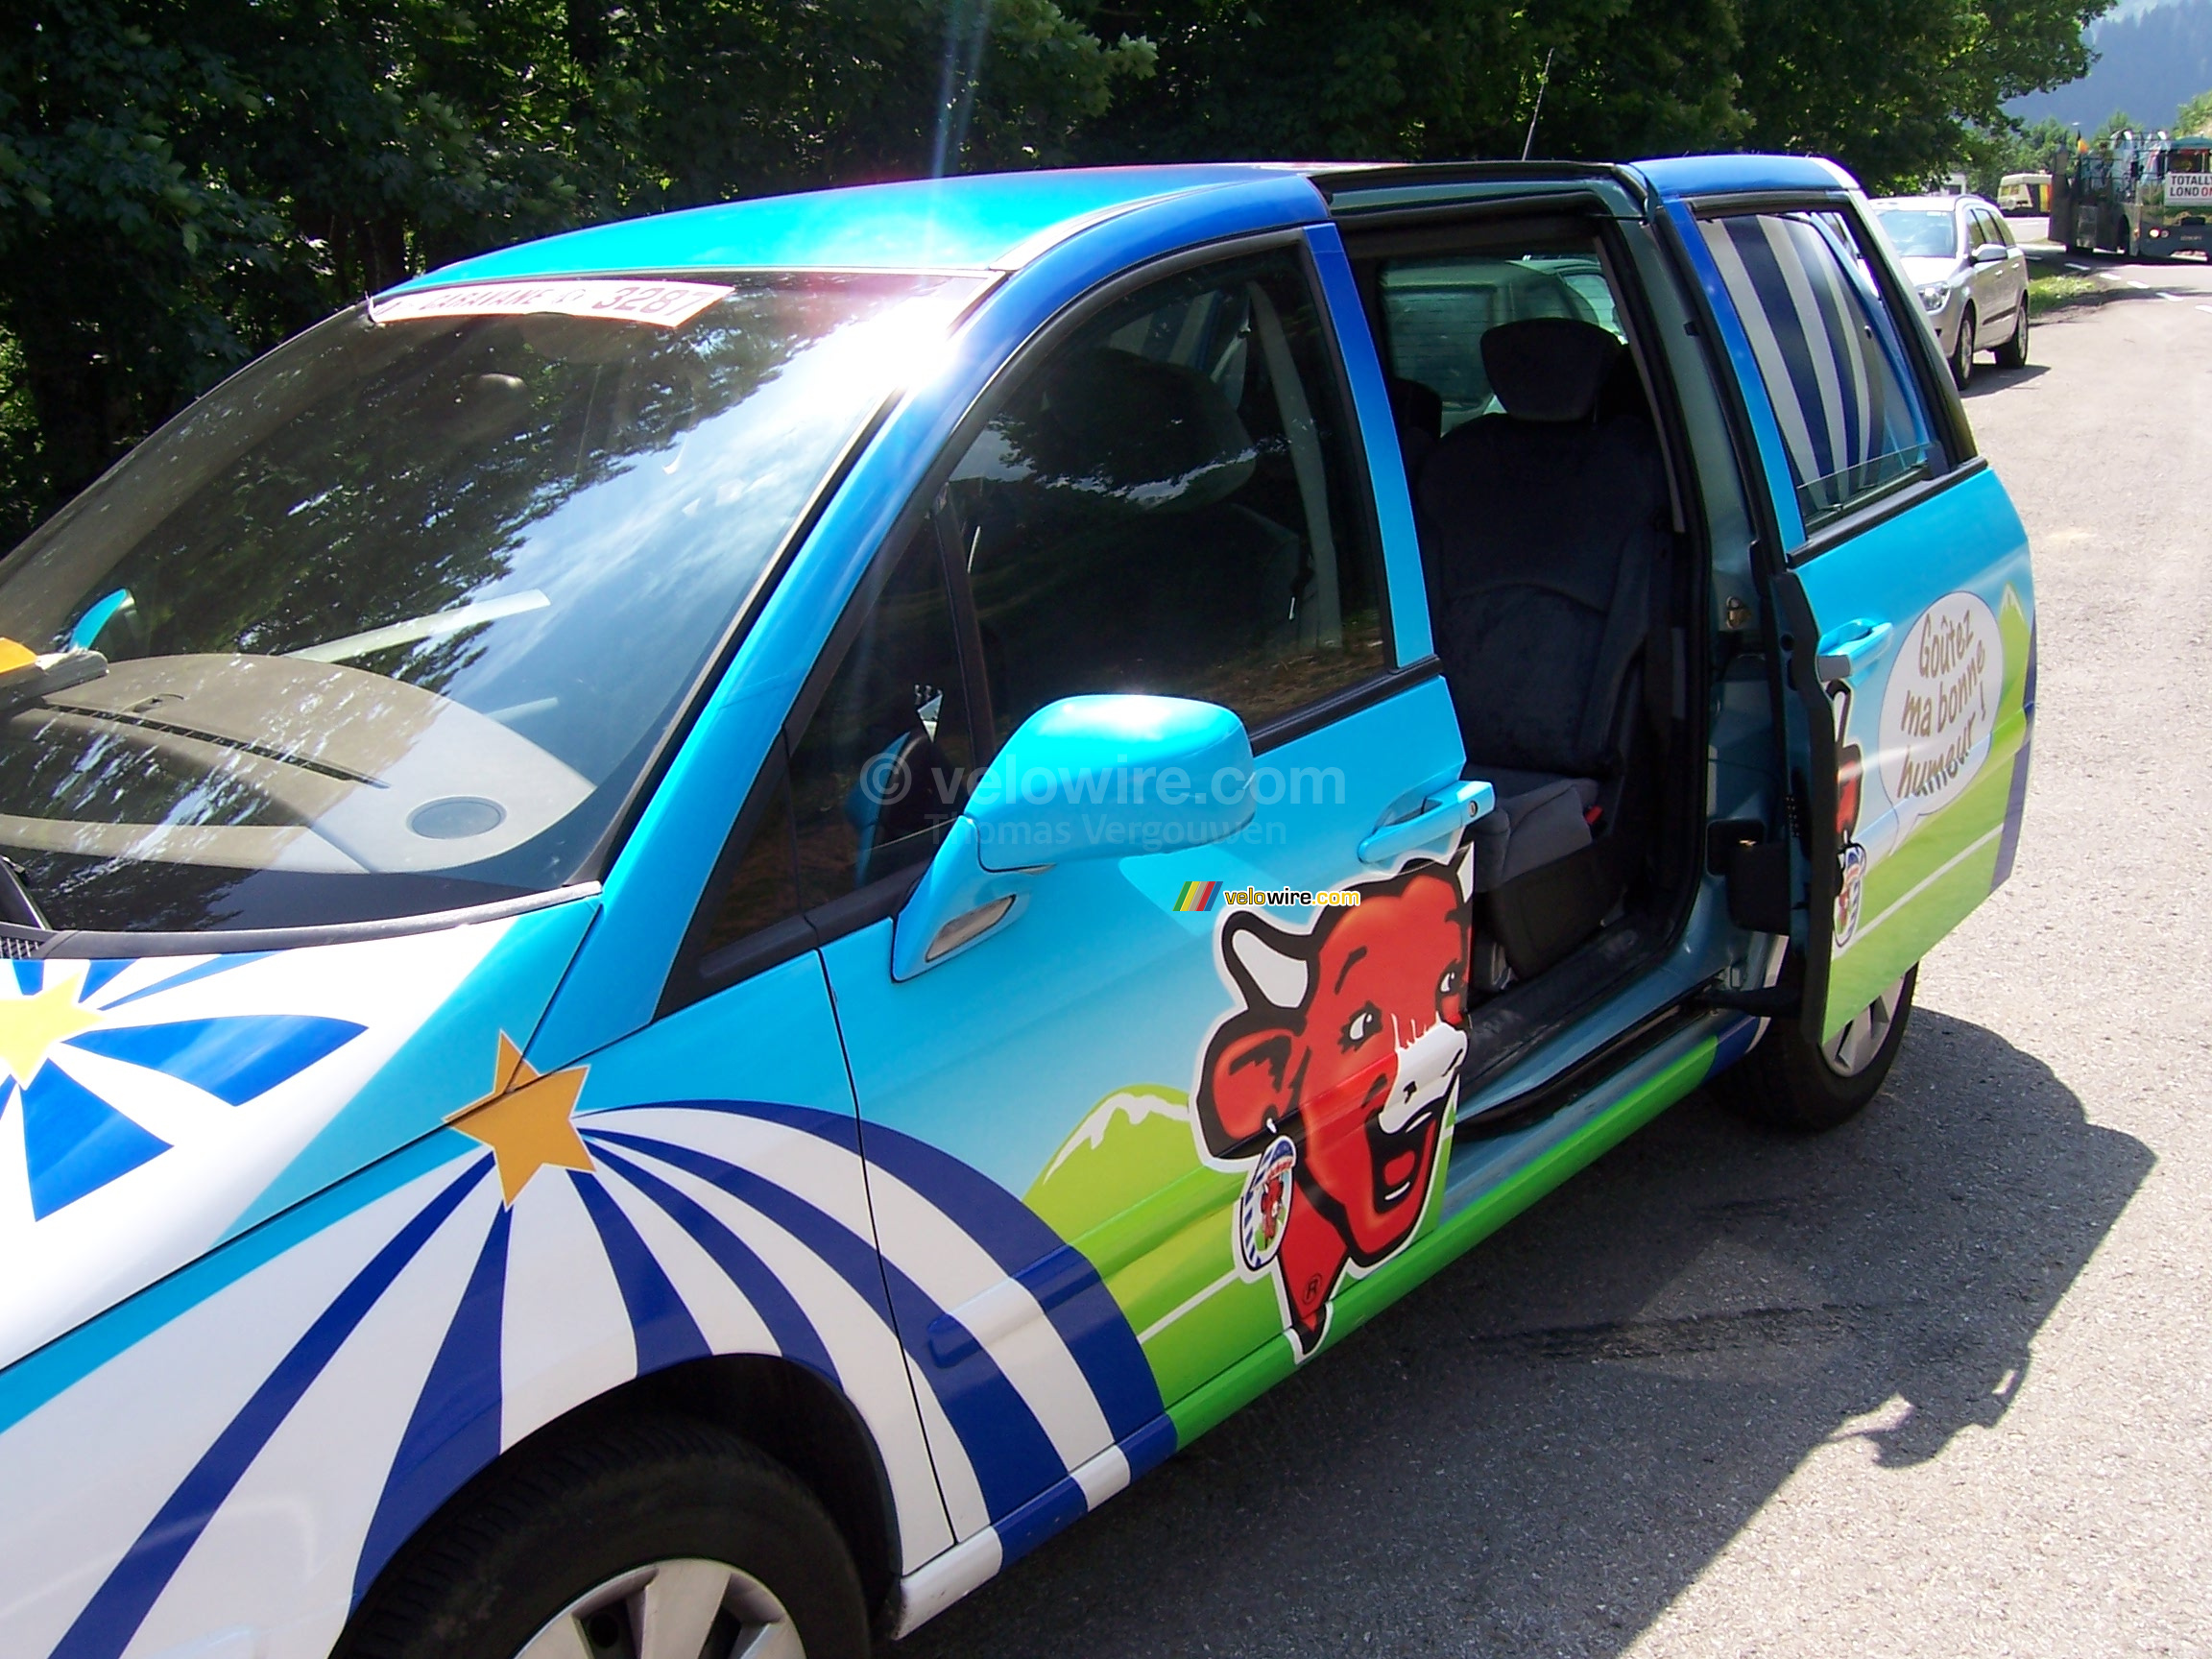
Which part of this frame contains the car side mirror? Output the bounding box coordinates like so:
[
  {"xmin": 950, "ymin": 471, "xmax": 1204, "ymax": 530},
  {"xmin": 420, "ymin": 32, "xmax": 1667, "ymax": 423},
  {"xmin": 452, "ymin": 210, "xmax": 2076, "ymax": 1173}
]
[
  {"xmin": 1972, "ymin": 242, "xmax": 2009, "ymax": 264},
  {"xmin": 890, "ymin": 694, "xmax": 1255, "ymax": 978}
]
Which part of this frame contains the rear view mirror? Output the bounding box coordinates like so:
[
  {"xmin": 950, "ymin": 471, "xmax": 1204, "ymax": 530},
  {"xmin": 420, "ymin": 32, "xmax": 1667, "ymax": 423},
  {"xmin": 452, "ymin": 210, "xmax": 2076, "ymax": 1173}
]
[
  {"xmin": 967, "ymin": 694, "xmax": 1254, "ymax": 871},
  {"xmin": 1972, "ymin": 242, "xmax": 2008, "ymax": 264},
  {"xmin": 891, "ymin": 694, "xmax": 1254, "ymax": 977}
]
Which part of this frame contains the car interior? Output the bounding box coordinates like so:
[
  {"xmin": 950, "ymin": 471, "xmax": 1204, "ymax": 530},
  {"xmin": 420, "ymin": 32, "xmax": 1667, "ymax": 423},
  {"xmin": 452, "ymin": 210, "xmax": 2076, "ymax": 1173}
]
[{"xmin": 1348, "ymin": 222, "xmax": 1704, "ymax": 1108}]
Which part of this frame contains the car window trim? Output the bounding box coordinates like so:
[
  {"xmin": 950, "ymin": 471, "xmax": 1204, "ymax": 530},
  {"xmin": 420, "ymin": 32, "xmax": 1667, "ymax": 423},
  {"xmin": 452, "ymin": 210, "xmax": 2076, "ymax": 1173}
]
[
  {"xmin": 1292, "ymin": 228, "xmax": 1401, "ymax": 670},
  {"xmin": 22, "ymin": 880, "xmax": 602, "ymax": 961},
  {"xmin": 1786, "ymin": 451, "xmax": 1990, "ymax": 568}
]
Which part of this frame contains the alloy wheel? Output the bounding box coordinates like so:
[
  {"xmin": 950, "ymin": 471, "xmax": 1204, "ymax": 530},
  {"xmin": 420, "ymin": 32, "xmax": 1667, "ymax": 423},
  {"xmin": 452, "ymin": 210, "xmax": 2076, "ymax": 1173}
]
[
  {"xmin": 1821, "ymin": 976, "xmax": 1910, "ymax": 1078},
  {"xmin": 518, "ymin": 1559, "xmax": 804, "ymax": 1659}
]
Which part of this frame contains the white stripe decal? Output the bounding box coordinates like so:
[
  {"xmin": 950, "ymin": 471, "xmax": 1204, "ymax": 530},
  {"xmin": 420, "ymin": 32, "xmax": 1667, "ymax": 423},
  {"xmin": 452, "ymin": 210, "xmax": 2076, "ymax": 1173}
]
[
  {"xmin": 594, "ymin": 1108, "xmax": 878, "ymax": 1238},
  {"xmin": 1136, "ymin": 1268, "xmax": 1239, "ymax": 1345},
  {"xmin": 126, "ymin": 1175, "xmax": 498, "ymax": 1659},
  {"xmin": 1842, "ymin": 824, "xmax": 2005, "ymax": 951},
  {"xmin": 593, "ymin": 1162, "xmax": 779, "ymax": 1359},
  {"xmin": 619, "ymin": 1143, "xmax": 959, "ymax": 1566},
  {"xmin": 1764, "ymin": 218, "xmax": 1852, "ymax": 483},
  {"xmin": 1705, "ymin": 224, "xmax": 1824, "ymax": 490},
  {"xmin": 904, "ymin": 1348, "xmax": 992, "ymax": 1543},
  {"xmin": 866, "ymin": 1168, "xmax": 1114, "ymax": 1472},
  {"xmin": 500, "ymin": 1166, "xmax": 636, "ymax": 1450}
]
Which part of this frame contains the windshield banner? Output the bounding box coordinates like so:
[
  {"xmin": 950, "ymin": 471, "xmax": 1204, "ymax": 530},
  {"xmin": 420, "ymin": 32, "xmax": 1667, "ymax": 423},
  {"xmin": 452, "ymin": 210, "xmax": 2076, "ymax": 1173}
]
[{"xmin": 370, "ymin": 277, "xmax": 735, "ymax": 328}]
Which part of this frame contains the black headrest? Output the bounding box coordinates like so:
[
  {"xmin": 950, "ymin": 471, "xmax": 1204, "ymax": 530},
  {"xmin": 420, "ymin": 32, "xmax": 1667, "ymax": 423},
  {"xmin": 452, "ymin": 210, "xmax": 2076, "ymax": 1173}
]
[
  {"xmin": 1023, "ymin": 348, "xmax": 1255, "ymax": 513},
  {"xmin": 1480, "ymin": 319, "xmax": 1624, "ymax": 423}
]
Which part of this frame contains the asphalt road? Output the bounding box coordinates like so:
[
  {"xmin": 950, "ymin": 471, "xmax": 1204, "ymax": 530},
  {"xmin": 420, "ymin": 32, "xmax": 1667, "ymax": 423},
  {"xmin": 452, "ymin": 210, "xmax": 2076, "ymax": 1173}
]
[{"xmin": 888, "ymin": 250, "xmax": 2212, "ymax": 1655}]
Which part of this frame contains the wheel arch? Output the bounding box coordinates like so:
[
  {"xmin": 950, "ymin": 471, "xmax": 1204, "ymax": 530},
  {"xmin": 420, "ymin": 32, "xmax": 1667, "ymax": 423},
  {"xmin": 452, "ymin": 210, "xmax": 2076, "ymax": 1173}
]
[{"xmin": 341, "ymin": 1353, "xmax": 904, "ymax": 1647}]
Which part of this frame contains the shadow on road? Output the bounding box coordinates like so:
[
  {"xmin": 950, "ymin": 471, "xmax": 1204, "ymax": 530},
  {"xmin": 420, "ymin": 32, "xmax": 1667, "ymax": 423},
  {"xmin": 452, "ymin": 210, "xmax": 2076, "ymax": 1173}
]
[
  {"xmin": 1965, "ymin": 363, "xmax": 2051, "ymax": 397},
  {"xmin": 888, "ymin": 1010, "xmax": 2151, "ymax": 1657}
]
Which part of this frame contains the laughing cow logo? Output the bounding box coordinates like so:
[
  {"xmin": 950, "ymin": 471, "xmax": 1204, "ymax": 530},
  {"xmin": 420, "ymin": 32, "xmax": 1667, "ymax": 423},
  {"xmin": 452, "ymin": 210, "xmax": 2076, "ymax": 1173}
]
[{"xmin": 1194, "ymin": 853, "xmax": 1472, "ymax": 1355}]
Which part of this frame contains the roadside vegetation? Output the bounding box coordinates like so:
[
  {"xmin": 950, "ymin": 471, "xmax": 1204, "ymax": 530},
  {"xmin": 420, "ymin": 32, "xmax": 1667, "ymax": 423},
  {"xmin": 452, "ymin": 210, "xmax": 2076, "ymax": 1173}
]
[
  {"xmin": 0, "ymin": 0, "xmax": 2114, "ymax": 547},
  {"xmin": 2028, "ymin": 273, "xmax": 2104, "ymax": 314}
]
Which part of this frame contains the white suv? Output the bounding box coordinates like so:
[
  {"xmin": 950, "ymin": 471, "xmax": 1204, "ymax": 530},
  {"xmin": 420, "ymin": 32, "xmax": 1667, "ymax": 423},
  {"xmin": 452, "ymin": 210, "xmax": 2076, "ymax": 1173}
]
[{"xmin": 1873, "ymin": 193, "xmax": 2032, "ymax": 387}]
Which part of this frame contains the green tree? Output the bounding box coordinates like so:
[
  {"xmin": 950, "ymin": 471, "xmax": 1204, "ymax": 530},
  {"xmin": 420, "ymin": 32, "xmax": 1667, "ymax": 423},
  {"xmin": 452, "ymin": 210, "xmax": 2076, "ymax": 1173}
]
[
  {"xmin": 1732, "ymin": 0, "xmax": 2108, "ymax": 192},
  {"xmin": 2179, "ymin": 88, "xmax": 2212, "ymax": 134},
  {"xmin": 0, "ymin": 0, "xmax": 2126, "ymax": 553},
  {"xmin": 0, "ymin": 0, "xmax": 1145, "ymax": 547}
]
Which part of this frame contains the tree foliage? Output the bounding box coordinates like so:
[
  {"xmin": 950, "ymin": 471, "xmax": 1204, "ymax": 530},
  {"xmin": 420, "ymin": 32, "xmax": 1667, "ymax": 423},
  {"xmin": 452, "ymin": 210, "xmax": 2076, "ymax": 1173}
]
[{"xmin": 0, "ymin": 0, "xmax": 2108, "ymax": 547}]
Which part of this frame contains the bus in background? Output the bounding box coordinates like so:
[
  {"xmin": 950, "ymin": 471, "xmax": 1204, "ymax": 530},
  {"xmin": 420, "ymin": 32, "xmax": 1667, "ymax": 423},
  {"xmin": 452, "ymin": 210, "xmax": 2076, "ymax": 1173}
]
[{"xmin": 2052, "ymin": 132, "xmax": 2212, "ymax": 258}]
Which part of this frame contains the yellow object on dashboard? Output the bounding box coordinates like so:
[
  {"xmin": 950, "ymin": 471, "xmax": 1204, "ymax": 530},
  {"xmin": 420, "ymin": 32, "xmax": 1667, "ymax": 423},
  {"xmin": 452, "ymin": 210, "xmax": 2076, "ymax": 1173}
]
[{"xmin": 0, "ymin": 639, "xmax": 36, "ymax": 676}]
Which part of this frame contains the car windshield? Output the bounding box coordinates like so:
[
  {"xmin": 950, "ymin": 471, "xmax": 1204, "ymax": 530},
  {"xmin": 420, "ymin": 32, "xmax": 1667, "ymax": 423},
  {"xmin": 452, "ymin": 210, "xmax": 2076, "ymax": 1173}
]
[
  {"xmin": 0, "ymin": 271, "xmax": 982, "ymax": 934},
  {"xmin": 1876, "ymin": 209, "xmax": 1960, "ymax": 258}
]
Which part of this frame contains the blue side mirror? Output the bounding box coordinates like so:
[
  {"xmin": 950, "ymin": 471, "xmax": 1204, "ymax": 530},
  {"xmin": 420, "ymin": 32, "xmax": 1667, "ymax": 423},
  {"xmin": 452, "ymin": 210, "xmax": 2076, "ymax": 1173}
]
[
  {"xmin": 968, "ymin": 694, "xmax": 1254, "ymax": 871},
  {"xmin": 891, "ymin": 694, "xmax": 1255, "ymax": 978}
]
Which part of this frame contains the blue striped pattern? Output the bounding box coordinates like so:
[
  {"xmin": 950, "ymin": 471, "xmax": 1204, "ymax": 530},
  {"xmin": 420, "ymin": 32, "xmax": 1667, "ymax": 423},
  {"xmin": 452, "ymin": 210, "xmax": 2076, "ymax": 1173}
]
[
  {"xmin": 51, "ymin": 1161, "xmax": 487, "ymax": 1659},
  {"xmin": 53, "ymin": 1097, "xmax": 1171, "ymax": 1657}
]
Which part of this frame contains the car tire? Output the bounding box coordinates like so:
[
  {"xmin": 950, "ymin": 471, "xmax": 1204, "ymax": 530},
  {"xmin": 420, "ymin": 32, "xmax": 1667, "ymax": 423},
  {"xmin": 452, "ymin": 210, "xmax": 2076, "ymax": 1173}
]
[
  {"xmin": 1994, "ymin": 301, "xmax": 2030, "ymax": 369},
  {"xmin": 1715, "ymin": 963, "xmax": 1915, "ymax": 1133},
  {"xmin": 334, "ymin": 1416, "xmax": 872, "ymax": 1659},
  {"xmin": 1949, "ymin": 308, "xmax": 1975, "ymax": 389}
]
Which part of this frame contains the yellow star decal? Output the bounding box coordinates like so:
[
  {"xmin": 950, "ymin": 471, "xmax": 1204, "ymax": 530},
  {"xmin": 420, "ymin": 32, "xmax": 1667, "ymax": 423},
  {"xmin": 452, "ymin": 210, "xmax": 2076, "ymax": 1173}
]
[
  {"xmin": 446, "ymin": 1033, "xmax": 593, "ymax": 1205},
  {"xmin": 0, "ymin": 964, "xmax": 105, "ymax": 1091}
]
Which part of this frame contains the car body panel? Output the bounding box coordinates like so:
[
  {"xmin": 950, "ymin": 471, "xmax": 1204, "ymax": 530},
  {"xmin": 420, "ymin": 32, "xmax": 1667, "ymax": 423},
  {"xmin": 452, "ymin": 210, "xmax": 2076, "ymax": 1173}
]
[
  {"xmin": 0, "ymin": 153, "xmax": 2033, "ymax": 1659},
  {"xmin": 1791, "ymin": 469, "xmax": 2035, "ymax": 1032}
]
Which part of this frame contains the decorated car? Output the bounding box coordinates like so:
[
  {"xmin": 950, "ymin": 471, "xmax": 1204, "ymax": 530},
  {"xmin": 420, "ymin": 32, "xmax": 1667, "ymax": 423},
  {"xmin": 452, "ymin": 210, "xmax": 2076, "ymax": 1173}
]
[{"xmin": 0, "ymin": 155, "xmax": 2032, "ymax": 1659}]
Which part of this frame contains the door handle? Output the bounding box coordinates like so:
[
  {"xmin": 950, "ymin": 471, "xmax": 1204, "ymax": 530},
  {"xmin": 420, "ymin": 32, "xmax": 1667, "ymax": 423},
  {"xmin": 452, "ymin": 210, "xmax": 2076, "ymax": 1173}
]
[
  {"xmin": 1815, "ymin": 618, "xmax": 1892, "ymax": 682},
  {"xmin": 1357, "ymin": 779, "xmax": 1495, "ymax": 867}
]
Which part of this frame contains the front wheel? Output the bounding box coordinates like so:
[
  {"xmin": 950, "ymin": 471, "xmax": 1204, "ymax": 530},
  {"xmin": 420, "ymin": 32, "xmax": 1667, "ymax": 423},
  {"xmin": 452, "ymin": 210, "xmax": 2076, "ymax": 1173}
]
[
  {"xmin": 1949, "ymin": 309, "xmax": 1976, "ymax": 390},
  {"xmin": 1715, "ymin": 966, "xmax": 1916, "ymax": 1132},
  {"xmin": 336, "ymin": 1418, "xmax": 871, "ymax": 1659},
  {"xmin": 1994, "ymin": 301, "xmax": 2030, "ymax": 369}
]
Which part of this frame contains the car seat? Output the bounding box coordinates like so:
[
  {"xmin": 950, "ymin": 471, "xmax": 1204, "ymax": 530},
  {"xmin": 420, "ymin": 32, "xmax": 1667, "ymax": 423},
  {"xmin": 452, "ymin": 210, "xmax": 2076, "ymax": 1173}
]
[
  {"xmin": 959, "ymin": 346, "xmax": 1305, "ymax": 730},
  {"xmin": 1415, "ymin": 317, "xmax": 1669, "ymax": 981}
]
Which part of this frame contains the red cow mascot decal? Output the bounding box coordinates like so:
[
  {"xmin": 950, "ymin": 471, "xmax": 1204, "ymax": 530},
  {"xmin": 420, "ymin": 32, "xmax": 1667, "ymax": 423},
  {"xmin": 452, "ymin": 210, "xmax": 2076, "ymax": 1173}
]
[{"xmin": 1195, "ymin": 853, "xmax": 1472, "ymax": 1356}]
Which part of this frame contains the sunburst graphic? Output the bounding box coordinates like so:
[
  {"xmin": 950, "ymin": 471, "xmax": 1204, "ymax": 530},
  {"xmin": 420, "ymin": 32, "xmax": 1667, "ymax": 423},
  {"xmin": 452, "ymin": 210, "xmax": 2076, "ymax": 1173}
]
[{"xmin": 0, "ymin": 959, "xmax": 366, "ymax": 1218}]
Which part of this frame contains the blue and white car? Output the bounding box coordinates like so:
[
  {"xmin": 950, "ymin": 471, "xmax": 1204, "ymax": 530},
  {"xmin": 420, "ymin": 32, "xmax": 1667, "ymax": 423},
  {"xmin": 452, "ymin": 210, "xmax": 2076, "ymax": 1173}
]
[{"xmin": 0, "ymin": 156, "xmax": 2032, "ymax": 1659}]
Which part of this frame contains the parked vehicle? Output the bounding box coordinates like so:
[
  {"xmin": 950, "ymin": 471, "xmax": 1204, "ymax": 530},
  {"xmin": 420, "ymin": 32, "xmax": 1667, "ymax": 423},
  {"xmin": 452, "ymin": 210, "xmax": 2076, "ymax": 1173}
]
[
  {"xmin": 1997, "ymin": 172, "xmax": 2051, "ymax": 215},
  {"xmin": 0, "ymin": 155, "xmax": 2034, "ymax": 1659},
  {"xmin": 2051, "ymin": 132, "xmax": 2212, "ymax": 258},
  {"xmin": 1873, "ymin": 192, "xmax": 2032, "ymax": 387}
]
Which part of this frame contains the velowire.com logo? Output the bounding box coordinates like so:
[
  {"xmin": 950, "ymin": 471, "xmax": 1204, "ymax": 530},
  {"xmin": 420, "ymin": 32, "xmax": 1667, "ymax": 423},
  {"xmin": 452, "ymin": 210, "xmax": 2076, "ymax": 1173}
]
[{"xmin": 1173, "ymin": 881, "xmax": 1362, "ymax": 912}]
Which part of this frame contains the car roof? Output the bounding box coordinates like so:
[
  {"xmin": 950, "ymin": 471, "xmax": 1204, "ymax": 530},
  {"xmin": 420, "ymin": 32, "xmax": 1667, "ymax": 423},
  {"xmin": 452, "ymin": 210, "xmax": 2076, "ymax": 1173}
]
[
  {"xmin": 1872, "ymin": 195, "xmax": 1985, "ymax": 212},
  {"xmin": 384, "ymin": 165, "xmax": 1315, "ymax": 291},
  {"xmin": 383, "ymin": 153, "xmax": 1863, "ymax": 296}
]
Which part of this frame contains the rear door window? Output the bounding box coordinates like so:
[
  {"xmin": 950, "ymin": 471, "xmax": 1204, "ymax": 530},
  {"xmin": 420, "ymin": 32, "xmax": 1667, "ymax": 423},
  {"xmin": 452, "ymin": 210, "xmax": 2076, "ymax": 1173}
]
[{"xmin": 1699, "ymin": 211, "xmax": 1937, "ymax": 534}]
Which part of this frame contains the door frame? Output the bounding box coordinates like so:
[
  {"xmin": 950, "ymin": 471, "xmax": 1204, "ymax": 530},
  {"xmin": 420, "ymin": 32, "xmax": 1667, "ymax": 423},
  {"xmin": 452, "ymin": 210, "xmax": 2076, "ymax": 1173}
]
[{"xmin": 1655, "ymin": 187, "xmax": 1984, "ymax": 1045}]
